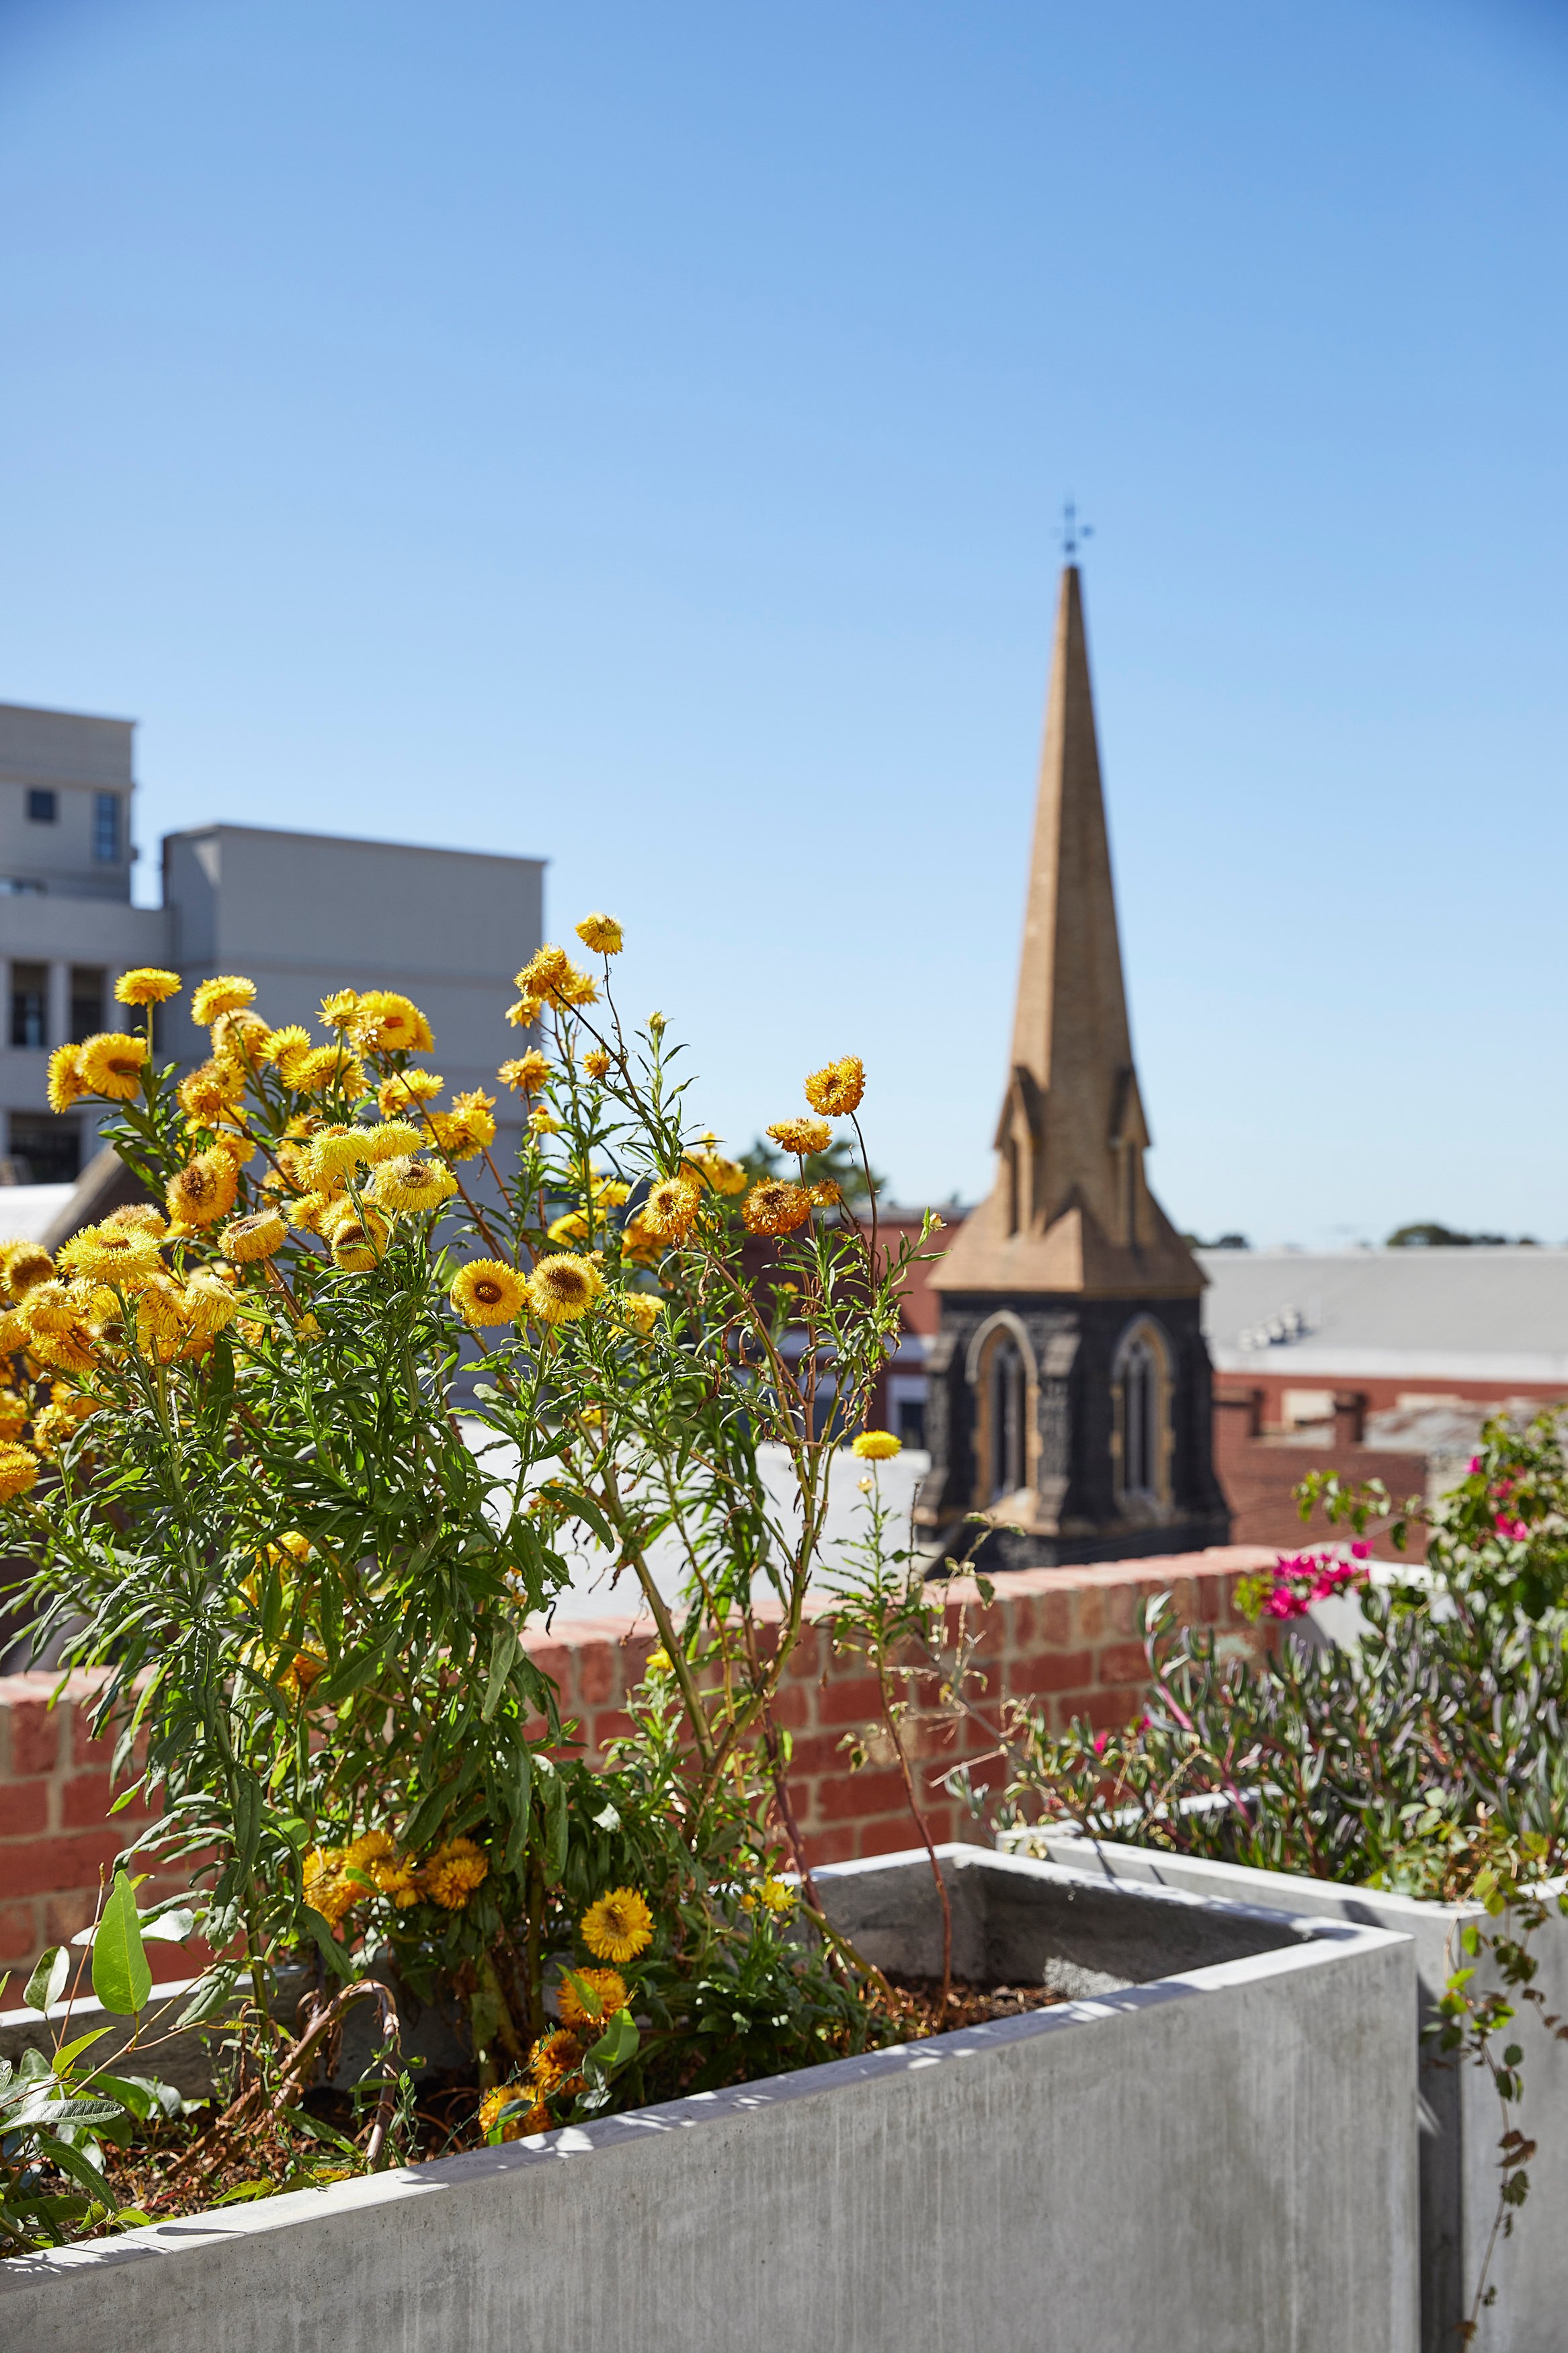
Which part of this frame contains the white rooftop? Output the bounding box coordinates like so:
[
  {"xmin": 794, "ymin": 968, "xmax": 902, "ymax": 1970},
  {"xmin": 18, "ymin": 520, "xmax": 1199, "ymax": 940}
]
[
  {"xmin": 0, "ymin": 1185, "xmax": 75, "ymax": 1244},
  {"xmin": 1197, "ymin": 1247, "xmax": 1568, "ymax": 1386}
]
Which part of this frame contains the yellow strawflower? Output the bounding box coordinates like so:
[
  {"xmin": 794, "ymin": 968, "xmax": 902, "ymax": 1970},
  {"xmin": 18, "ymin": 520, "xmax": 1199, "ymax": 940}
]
[
  {"xmin": 190, "ymin": 976, "xmax": 257, "ymax": 1026},
  {"xmin": 528, "ymin": 1107, "xmax": 562, "ymax": 1136},
  {"xmin": 56, "ymin": 1224, "xmax": 163, "ymax": 1289},
  {"xmin": 575, "ymin": 912, "xmax": 624, "ymax": 955},
  {"xmin": 103, "ymin": 1203, "xmax": 167, "ymax": 1239},
  {"xmin": 262, "ymin": 1024, "xmax": 315, "ymax": 1081},
  {"xmin": 166, "ymin": 1149, "xmax": 240, "ymax": 1230},
  {"xmin": 767, "ymin": 1117, "xmax": 831, "ymax": 1158},
  {"xmin": 325, "ymin": 1203, "xmax": 389, "ymax": 1271},
  {"xmin": 47, "ymin": 1045, "xmax": 86, "ymax": 1113},
  {"xmin": 579, "ymin": 1887, "xmax": 653, "ymax": 1964},
  {"xmin": 555, "ymin": 1966, "xmax": 630, "ymax": 2027},
  {"xmin": 0, "ymin": 1390, "xmax": 26, "ymax": 1441},
  {"xmin": 77, "ymin": 1031, "xmax": 149, "ymax": 1101},
  {"xmin": 370, "ymin": 1155, "xmax": 458, "ymax": 1213},
  {"xmin": 114, "ymin": 967, "xmax": 181, "ymax": 1006},
  {"xmin": 505, "ymin": 994, "xmax": 543, "ymax": 1029},
  {"xmin": 364, "ymin": 1119, "xmax": 423, "ymax": 1163},
  {"xmin": 222, "ymin": 1209, "xmax": 288, "ymax": 1263},
  {"xmin": 352, "ymin": 990, "xmax": 434, "ymax": 1055},
  {"xmin": 582, "ymin": 1048, "xmax": 611, "ymax": 1079},
  {"xmin": 183, "ymin": 1269, "xmax": 241, "ymax": 1336},
  {"xmin": 421, "ymin": 1834, "xmax": 489, "ymax": 1909},
  {"xmin": 2, "ymin": 1242, "xmax": 54, "ymax": 1298},
  {"xmin": 294, "ymin": 1045, "xmax": 366, "ymax": 1096},
  {"xmin": 547, "ymin": 1209, "xmax": 591, "ymax": 1244},
  {"xmin": 478, "ymin": 2083, "xmax": 549, "ymax": 2141},
  {"xmin": 210, "ymin": 1009, "xmax": 272, "ymax": 1066},
  {"xmin": 617, "ymin": 1292, "xmax": 661, "ymax": 1338},
  {"xmin": 852, "ymin": 1429, "xmax": 901, "ymax": 1461},
  {"xmin": 306, "ymin": 1130, "xmax": 371, "ymax": 1189},
  {"xmin": 0, "ymin": 1443, "xmax": 40, "ymax": 1503},
  {"xmin": 742, "ymin": 1180, "xmax": 811, "ymax": 1237},
  {"xmin": 177, "ymin": 1060, "xmax": 243, "ymax": 1123},
  {"xmin": 515, "ymin": 945, "xmax": 570, "ymax": 997},
  {"xmin": 526, "ymin": 1253, "xmax": 602, "ymax": 1325},
  {"xmin": 376, "ymin": 1069, "xmax": 443, "ymax": 1115},
  {"xmin": 803, "ymin": 1055, "xmax": 865, "ymax": 1117},
  {"xmin": 684, "ymin": 1150, "xmax": 747, "ymax": 1197},
  {"xmin": 427, "ymin": 1090, "xmax": 496, "ymax": 1162},
  {"xmin": 642, "ymin": 1175, "xmax": 701, "ymax": 1243},
  {"xmin": 528, "ymin": 2027, "xmax": 586, "ymax": 2093},
  {"xmin": 450, "ymin": 1260, "xmax": 525, "ymax": 1326},
  {"xmin": 318, "ymin": 989, "xmax": 361, "ymax": 1030},
  {"xmin": 758, "ymin": 1878, "xmax": 798, "ymax": 1914},
  {"xmin": 497, "ymin": 1049, "xmax": 550, "ymax": 1095}
]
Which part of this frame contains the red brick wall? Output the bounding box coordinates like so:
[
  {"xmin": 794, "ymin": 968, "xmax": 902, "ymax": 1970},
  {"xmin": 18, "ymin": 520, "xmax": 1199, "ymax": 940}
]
[{"xmin": 0, "ymin": 1546, "xmax": 1275, "ymax": 1983}]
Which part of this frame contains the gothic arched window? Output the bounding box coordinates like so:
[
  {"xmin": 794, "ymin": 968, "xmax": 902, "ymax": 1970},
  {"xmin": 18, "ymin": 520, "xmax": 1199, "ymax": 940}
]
[
  {"xmin": 1112, "ymin": 1320, "xmax": 1171, "ymax": 1509},
  {"xmin": 988, "ymin": 1335, "xmax": 1027, "ymax": 1501}
]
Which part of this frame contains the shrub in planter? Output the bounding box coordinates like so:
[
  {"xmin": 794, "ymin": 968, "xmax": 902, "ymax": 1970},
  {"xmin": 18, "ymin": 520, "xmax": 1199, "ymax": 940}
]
[{"xmin": 0, "ymin": 934, "xmax": 939, "ymax": 2243}]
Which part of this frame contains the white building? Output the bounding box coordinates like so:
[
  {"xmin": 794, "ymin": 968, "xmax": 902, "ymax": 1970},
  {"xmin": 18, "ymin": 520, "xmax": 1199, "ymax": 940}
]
[{"xmin": 0, "ymin": 701, "xmax": 543, "ymax": 1185}]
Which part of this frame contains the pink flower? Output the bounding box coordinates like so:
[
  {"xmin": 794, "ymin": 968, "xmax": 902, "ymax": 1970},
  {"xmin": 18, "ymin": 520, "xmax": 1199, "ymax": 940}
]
[
  {"xmin": 1350, "ymin": 1540, "xmax": 1371, "ymax": 1560},
  {"xmin": 1495, "ymin": 1513, "xmax": 1528, "ymax": 1543},
  {"xmin": 1468, "ymin": 1455, "xmax": 1481, "ymax": 1475},
  {"xmin": 1092, "ymin": 1732, "xmax": 1109, "ymax": 1756},
  {"xmin": 1263, "ymin": 1588, "xmax": 1311, "ymax": 1620}
]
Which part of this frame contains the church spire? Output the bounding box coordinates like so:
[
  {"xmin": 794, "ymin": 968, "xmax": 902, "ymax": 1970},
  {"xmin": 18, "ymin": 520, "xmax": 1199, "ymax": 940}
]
[{"xmin": 932, "ymin": 564, "xmax": 1200, "ymax": 1298}]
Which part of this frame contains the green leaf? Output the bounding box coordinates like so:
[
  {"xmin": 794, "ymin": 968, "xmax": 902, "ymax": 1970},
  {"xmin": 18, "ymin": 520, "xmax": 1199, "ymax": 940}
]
[
  {"xmin": 212, "ymin": 2178, "xmax": 277, "ymax": 2205},
  {"xmin": 587, "ymin": 2005, "xmax": 639, "ymax": 2073},
  {"xmin": 299, "ymin": 1905, "xmax": 355, "ymax": 1982},
  {"xmin": 52, "ymin": 2028, "xmax": 110, "ymax": 2073},
  {"xmin": 482, "ymin": 1626, "xmax": 520, "ymax": 1723},
  {"xmin": 175, "ymin": 1961, "xmax": 245, "ymax": 2028},
  {"xmin": 91, "ymin": 1872, "xmax": 153, "ymax": 2018},
  {"xmin": 24, "ymin": 1946, "xmax": 69, "ymax": 2015}
]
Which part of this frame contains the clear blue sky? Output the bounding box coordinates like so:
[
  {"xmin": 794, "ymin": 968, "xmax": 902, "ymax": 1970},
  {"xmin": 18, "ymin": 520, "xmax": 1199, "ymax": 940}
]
[{"xmin": 2, "ymin": 0, "xmax": 1565, "ymax": 1245}]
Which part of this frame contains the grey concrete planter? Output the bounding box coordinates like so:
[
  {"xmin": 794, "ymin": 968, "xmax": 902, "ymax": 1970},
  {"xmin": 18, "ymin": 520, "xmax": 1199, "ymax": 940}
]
[
  {"xmin": 1003, "ymin": 1828, "xmax": 1567, "ymax": 2353},
  {"xmin": 0, "ymin": 1846, "xmax": 1416, "ymax": 2353}
]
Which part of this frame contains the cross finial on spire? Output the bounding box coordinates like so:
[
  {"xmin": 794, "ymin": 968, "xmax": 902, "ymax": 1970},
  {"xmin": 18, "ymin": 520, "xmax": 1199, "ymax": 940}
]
[{"xmin": 1057, "ymin": 496, "xmax": 1093, "ymax": 561}]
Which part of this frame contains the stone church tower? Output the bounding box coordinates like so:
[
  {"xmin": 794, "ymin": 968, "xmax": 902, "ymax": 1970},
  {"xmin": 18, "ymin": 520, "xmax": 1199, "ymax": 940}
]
[{"xmin": 917, "ymin": 565, "xmax": 1231, "ymax": 1568}]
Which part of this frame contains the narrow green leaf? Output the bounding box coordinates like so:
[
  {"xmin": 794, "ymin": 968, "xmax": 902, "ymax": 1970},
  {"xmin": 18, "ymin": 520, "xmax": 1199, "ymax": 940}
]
[
  {"xmin": 91, "ymin": 1873, "xmax": 153, "ymax": 2018},
  {"xmin": 588, "ymin": 2006, "xmax": 639, "ymax": 2072},
  {"xmin": 481, "ymin": 1626, "xmax": 520, "ymax": 1723},
  {"xmin": 299, "ymin": 1905, "xmax": 354, "ymax": 1982}
]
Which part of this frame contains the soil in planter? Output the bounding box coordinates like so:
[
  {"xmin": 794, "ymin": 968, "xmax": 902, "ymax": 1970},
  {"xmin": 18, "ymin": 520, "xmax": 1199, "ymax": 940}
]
[{"xmin": 52, "ymin": 1978, "xmax": 1070, "ymax": 2243}]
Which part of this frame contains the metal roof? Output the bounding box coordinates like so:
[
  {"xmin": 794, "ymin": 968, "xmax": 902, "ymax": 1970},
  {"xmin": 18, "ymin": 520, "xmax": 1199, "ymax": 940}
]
[{"xmin": 1196, "ymin": 1248, "xmax": 1568, "ymax": 1384}]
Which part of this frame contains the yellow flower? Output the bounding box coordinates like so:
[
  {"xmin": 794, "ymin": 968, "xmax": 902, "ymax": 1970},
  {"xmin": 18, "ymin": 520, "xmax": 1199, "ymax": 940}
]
[
  {"xmin": 515, "ymin": 945, "xmax": 571, "ymax": 998},
  {"xmin": 758, "ymin": 1877, "xmax": 798, "ymax": 1914},
  {"xmin": 327, "ymin": 1205, "xmax": 389, "ymax": 1271},
  {"xmin": 803, "ymin": 1055, "xmax": 865, "ymax": 1117},
  {"xmin": 497, "ymin": 1049, "xmax": 550, "ymax": 1095},
  {"xmin": 77, "ymin": 1031, "xmax": 150, "ymax": 1102},
  {"xmin": 166, "ymin": 1149, "xmax": 240, "ymax": 1230},
  {"xmin": 852, "ymin": 1429, "xmax": 901, "ymax": 1461},
  {"xmin": 319, "ymin": 989, "xmax": 362, "ymax": 1031},
  {"xmin": 528, "ymin": 1107, "xmax": 562, "ymax": 1137},
  {"xmin": 262, "ymin": 1024, "xmax": 315, "ymax": 1081},
  {"xmin": 556, "ymin": 1965, "xmax": 630, "ymax": 2028},
  {"xmin": 579, "ymin": 1888, "xmax": 653, "ymax": 1964},
  {"xmin": 593, "ymin": 1177, "xmax": 631, "ymax": 1207},
  {"xmin": 642, "ymin": 1176, "xmax": 701, "ymax": 1244},
  {"xmin": 644, "ymin": 1646, "xmax": 671, "ymax": 1676},
  {"xmin": 0, "ymin": 1390, "xmax": 26, "ymax": 1441},
  {"xmin": 104, "ymin": 1203, "xmax": 167, "ymax": 1240},
  {"xmin": 352, "ymin": 990, "xmax": 434, "ymax": 1055},
  {"xmin": 505, "ymin": 995, "xmax": 543, "ymax": 1029},
  {"xmin": 19, "ymin": 1277, "xmax": 72, "ymax": 1332},
  {"xmin": 427, "ymin": 1090, "xmax": 496, "ymax": 1163},
  {"xmin": 364, "ymin": 1119, "xmax": 424, "ymax": 1164},
  {"xmin": 306, "ymin": 1130, "xmax": 371, "ymax": 1189},
  {"xmin": 479, "ymin": 2083, "xmax": 550, "ymax": 2141},
  {"xmin": 0, "ymin": 1442, "xmax": 39, "ymax": 1503},
  {"xmin": 56, "ymin": 1224, "xmax": 163, "ymax": 1289},
  {"xmin": 47, "ymin": 1045, "xmax": 86, "ymax": 1114},
  {"xmin": 808, "ymin": 1179, "xmax": 841, "ymax": 1207},
  {"xmin": 618, "ymin": 1209, "xmax": 661, "ymax": 1267},
  {"xmin": 210, "ymin": 1009, "xmax": 273, "ymax": 1067},
  {"xmin": 558, "ymin": 967, "xmax": 599, "ymax": 1008},
  {"xmin": 0, "ymin": 1310, "xmax": 28, "ymax": 1355},
  {"xmin": 30, "ymin": 1322, "xmax": 97, "ymax": 1375},
  {"xmin": 581, "ymin": 1048, "xmax": 611, "ymax": 1080},
  {"xmin": 450, "ymin": 1259, "xmax": 525, "ymax": 1326},
  {"xmin": 575, "ymin": 912, "xmax": 624, "ymax": 955},
  {"xmin": 526, "ymin": 1253, "xmax": 603, "ymax": 1325},
  {"xmin": 1, "ymin": 1242, "xmax": 54, "ymax": 1300},
  {"xmin": 370, "ymin": 1154, "xmax": 458, "ymax": 1213},
  {"xmin": 302, "ymin": 1845, "xmax": 357, "ymax": 1927},
  {"xmin": 421, "ymin": 1835, "xmax": 489, "ymax": 1909},
  {"xmin": 294, "ymin": 1045, "xmax": 366, "ymax": 1096},
  {"xmin": 177, "ymin": 1060, "xmax": 243, "ymax": 1123},
  {"xmin": 528, "ymin": 2027, "xmax": 585, "ymax": 2092},
  {"xmin": 114, "ymin": 967, "xmax": 181, "ymax": 1006},
  {"xmin": 742, "ymin": 1180, "xmax": 811, "ymax": 1237},
  {"xmin": 222, "ymin": 1209, "xmax": 288, "ymax": 1263},
  {"xmin": 617, "ymin": 1292, "xmax": 662, "ymax": 1339},
  {"xmin": 183, "ymin": 1269, "xmax": 241, "ymax": 1335},
  {"xmin": 547, "ymin": 1209, "xmax": 591, "ymax": 1244},
  {"xmin": 766, "ymin": 1117, "xmax": 831, "ymax": 1158},
  {"xmin": 286, "ymin": 1190, "xmax": 333, "ymax": 1234},
  {"xmin": 190, "ymin": 976, "xmax": 257, "ymax": 1025},
  {"xmin": 685, "ymin": 1150, "xmax": 747, "ymax": 1198},
  {"xmin": 376, "ymin": 1069, "xmax": 443, "ymax": 1115}
]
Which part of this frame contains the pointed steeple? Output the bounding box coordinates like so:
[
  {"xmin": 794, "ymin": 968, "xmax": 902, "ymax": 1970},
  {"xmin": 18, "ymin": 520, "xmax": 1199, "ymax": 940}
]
[{"xmin": 933, "ymin": 565, "xmax": 1200, "ymax": 1298}]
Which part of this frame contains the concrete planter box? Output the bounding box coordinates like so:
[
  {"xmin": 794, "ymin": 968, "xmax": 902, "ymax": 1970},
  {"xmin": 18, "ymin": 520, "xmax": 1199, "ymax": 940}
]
[
  {"xmin": 1, "ymin": 1846, "xmax": 1416, "ymax": 2353},
  {"xmin": 1004, "ymin": 1829, "xmax": 1567, "ymax": 2353}
]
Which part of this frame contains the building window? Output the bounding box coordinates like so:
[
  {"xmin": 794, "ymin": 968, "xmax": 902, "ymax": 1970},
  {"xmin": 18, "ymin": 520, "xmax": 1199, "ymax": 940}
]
[
  {"xmin": 26, "ymin": 789, "xmax": 57, "ymax": 824},
  {"xmin": 0, "ymin": 877, "xmax": 45, "ymax": 897},
  {"xmin": 6, "ymin": 1113, "xmax": 81, "ymax": 1185},
  {"xmin": 93, "ymin": 793, "xmax": 120, "ymax": 862},
  {"xmin": 70, "ymin": 966, "xmax": 106, "ymax": 1043},
  {"xmin": 987, "ymin": 1335, "xmax": 1027, "ymax": 1500},
  {"xmin": 9, "ymin": 963, "xmax": 48, "ymax": 1049},
  {"xmin": 1112, "ymin": 1319, "xmax": 1172, "ymax": 1508}
]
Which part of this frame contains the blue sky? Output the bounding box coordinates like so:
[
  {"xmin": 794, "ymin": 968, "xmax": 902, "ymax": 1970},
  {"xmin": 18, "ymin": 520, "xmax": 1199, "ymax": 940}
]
[{"xmin": 2, "ymin": 0, "xmax": 1566, "ymax": 1244}]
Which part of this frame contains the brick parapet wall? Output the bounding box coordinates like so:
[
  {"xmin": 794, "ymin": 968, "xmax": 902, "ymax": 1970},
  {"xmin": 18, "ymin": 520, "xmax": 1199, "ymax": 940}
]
[{"xmin": 0, "ymin": 1545, "xmax": 1276, "ymax": 1979}]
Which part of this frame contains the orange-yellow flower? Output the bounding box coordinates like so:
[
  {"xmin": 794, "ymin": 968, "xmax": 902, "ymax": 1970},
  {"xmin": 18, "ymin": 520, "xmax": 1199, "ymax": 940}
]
[
  {"xmin": 684, "ymin": 1150, "xmax": 747, "ymax": 1198},
  {"xmin": 0, "ymin": 1443, "xmax": 39, "ymax": 1503},
  {"xmin": 497, "ymin": 1050, "xmax": 550, "ymax": 1095},
  {"xmin": 2, "ymin": 1242, "xmax": 54, "ymax": 1299},
  {"xmin": 742, "ymin": 1180, "xmax": 811, "ymax": 1237},
  {"xmin": 114, "ymin": 967, "xmax": 181, "ymax": 1006},
  {"xmin": 803, "ymin": 1055, "xmax": 865, "ymax": 1118},
  {"xmin": 581, "ymin": 1048, "xmax": 610, "ymax": 1079},
  {"xmin": 450, "ymin": 1260, "xmax": 525, "ymax": 1326},
  {"xmin": 427, "ymin": 1091, "xmax": 497, "ymax": 1162},
  {"xmin": 527, "ymin": 1253, "xmax": 602, "ymax": 1324},
  {"xmin": 579, "ymin": 1887, "xmax": 653, "ymax": 1964},
  {"xmin": 47, "ymin": 1045, "xmax": 86, "ymax": 1114},
  {"xmin": 352, "ymin": 990, "xmax": 434, "ymax": 1055},
  {"xmin": 421, "ymin": 1835, "xmax": 489, "ymax": 1909},
  {"xmin": 575, "ymin": 913, "xmax": 624, "ymax": 955},
  {"xmin": 505, "ymin": 994, "xmax": 543, "ymax": 1029},
  {"xmin": 177, "ymin": 1060, "xmax": 243, "ymax": 1123},
  {"xmin": 766, "ymin": 1117, "xmax": 831, "ymax": 1158},
  {"xmin": 556, "ymin": 1966, "xmax": 630, "ymax": 2028},
  {"xmin": 376, "ymin": 1069, "xmax": 443, "ymax": 1116},
  {"xmin": 77, "ymin": 1031, "xmax": 149, "ymax": 1102},
  {"xmin": 478, "ymin": 2083, "xmax": 550, "ymax": 2141},
  {"xmin": 642, "ymin": 1176, "xmax": 701, "ymax": 1243},
  {"xmin": 166, "ymin": 1150, "xmax": 240, "ymax": 1230},
  {"xmin": 190, "ymin": 976, "xmax": 257, "ymax": 1026}
]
